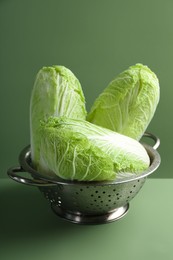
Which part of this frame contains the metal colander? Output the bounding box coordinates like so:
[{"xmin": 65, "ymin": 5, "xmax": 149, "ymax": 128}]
[{"xmin": 7, "ymin": 133, "xmax": 160, "ymax": 224}]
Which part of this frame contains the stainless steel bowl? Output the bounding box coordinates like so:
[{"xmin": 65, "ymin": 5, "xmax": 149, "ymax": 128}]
[{"xmin": 7, "ymin": 133, "xmax": 161, "ymax": 224}]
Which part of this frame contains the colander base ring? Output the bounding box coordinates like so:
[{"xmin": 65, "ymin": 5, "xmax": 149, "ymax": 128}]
[{"xmin": 51, "ymin": 203, "xmax": 129, "ymax": 225}]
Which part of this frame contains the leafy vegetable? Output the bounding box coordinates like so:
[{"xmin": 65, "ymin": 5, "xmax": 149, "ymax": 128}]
[
  {"xmin": 29, "ymin": 63, "xmax": 159, "ymax": 181},
  {"xmin": 30, "ymin": 66, "xmax": 86, "ymax": 170},
  {"xmin": 87, "ymin": 63, "xmax": 160, "ymax": 140},
  {"xmin": 38, "ymin": 117, "xmax": 150, "ymax": 181}
]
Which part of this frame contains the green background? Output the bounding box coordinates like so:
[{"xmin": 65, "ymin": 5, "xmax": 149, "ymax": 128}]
[
  {"xmin": 1, "ymin": 2, "xmax": 173, "ymax": 260},
  {"xmin": 0, "ymin": 0, "xmax": 172, "ymax": 178}
]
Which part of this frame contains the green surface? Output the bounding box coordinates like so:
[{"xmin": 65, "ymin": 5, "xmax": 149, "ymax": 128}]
[
  {"xmin": 0, "ymin": 0, "xmax": 172, "ymax": 178},
  {"xmin": 1, "ymin": 178, "xmax": 173, "ymax": 260}
]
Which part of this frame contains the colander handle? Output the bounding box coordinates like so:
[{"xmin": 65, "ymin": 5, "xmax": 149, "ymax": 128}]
[
  {"xmin": 7, "ymin": 166, "xmax": 56, "ymax": 187},
  {"xmin": 143, "ymin": 132, "xmax": 160, "ymax": 150}
]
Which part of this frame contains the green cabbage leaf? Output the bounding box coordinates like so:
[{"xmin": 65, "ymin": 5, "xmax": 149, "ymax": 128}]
[
  {"xmin": 30, "ymin": 66, "xmax": 86, "ymax": 170},
  {"xmin": 87, "ymin": 63, "xmax": 160, "ymax": 140},
  {"xmin": 38, "ymin": 117, "xmax": 150, "ymax": 181}
]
